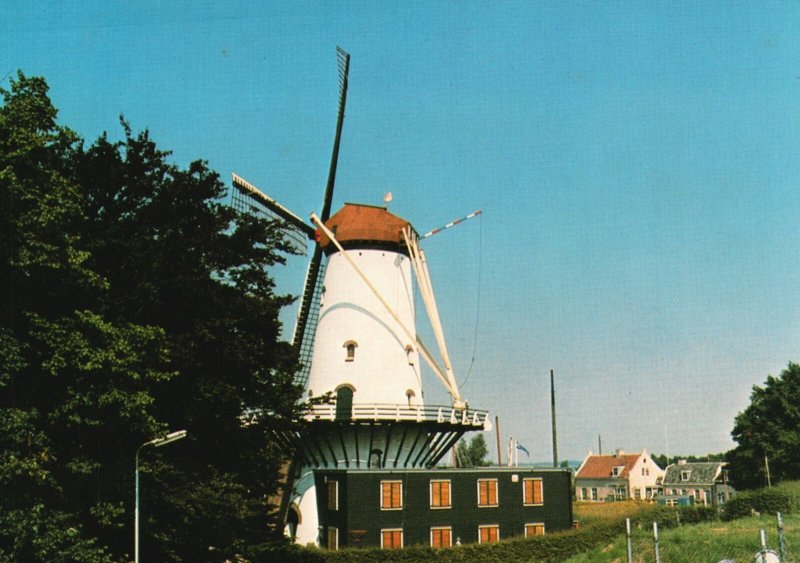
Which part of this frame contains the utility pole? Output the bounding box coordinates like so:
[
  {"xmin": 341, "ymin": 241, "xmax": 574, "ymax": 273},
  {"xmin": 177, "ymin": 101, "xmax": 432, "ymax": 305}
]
[
  {"xmin": 598, "ymin": 434, "xmax": 602, "ymax": 455},
  {"xmin": 765, "ymin": 454, "xmax": 772, "ymax": 488},
  {"xmin": 550, "ymin": 369, "xmax": 558, "ymax": 468},
  {"xmin": 495, "ymin": 415, "xmax": 502, "ymax": 466}
]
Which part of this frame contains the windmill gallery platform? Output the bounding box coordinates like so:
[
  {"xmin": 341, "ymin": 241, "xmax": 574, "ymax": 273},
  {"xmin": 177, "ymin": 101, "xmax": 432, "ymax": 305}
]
[{"xmin": 231, "ymin": 47, "xmax": 573, "ymax": 549}]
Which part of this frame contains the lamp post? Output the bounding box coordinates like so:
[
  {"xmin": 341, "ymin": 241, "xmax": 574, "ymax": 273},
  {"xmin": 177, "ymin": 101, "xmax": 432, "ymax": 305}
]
[{"xmin": 135, "ymin": 430, "xmax": 187, "ymax": 563}]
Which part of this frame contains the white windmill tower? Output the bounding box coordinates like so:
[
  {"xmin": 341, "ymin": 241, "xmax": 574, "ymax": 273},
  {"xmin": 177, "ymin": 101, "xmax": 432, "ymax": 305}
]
[{"xmin": 230, "ymin": 48, "xmax": 488, "ymax": 545}]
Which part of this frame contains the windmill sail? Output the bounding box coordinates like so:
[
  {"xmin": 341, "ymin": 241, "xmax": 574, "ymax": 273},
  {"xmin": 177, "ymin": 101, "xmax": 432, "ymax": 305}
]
[
  {"xmin": 291, "ymin": 46, "xmax": 350, "ymax": 387},
  {"xmin": 230, "ymin": 174, "xmax": 314, "ymax": 255}
]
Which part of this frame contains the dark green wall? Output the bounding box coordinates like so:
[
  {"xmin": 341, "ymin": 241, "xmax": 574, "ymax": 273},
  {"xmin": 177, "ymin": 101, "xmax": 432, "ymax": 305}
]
[{"xmin": 314, "ymin": 467, "xmax": 573, "ymax": 548}]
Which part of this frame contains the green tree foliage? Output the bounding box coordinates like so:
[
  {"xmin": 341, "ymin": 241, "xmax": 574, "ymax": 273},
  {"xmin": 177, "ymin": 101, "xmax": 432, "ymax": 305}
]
[
  {"xmin": 727, "ymin": 363, "xmax": 800, "ymax": 490},
  {"xmin": 2, "ymin": 72, "xmax": 304, "ymax": 561},
  {"xmin": 455, "ymin": 434, "xmax": 490, "ymax": 467}
]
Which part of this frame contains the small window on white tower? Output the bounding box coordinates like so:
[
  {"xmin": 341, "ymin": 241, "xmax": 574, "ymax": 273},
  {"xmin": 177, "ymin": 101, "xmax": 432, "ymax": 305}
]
[
  {"xmin": 405, "ymin": 344, "xmax": 414, "ymax": 365},
  {"xmin": 343, "ymin": 340, "xmax": 358, "ymax": 362},
  {"xmin": 406, "ymin": 389, "xmax": 415, "ymax": 406}
]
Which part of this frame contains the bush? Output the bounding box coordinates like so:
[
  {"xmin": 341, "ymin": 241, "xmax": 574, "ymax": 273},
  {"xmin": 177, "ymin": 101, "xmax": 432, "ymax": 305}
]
[
  {"xmin": 722, "ymin": 488, "xmax": 792, "ymax": 521},
  {"xmin": 294, "ymin": 520, "xmax": 624, "ymax": 562}
]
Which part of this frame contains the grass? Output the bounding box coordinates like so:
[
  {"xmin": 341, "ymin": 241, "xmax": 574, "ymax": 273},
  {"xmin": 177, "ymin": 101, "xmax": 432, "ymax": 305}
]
[{"xmin": 564, "ymin": 511, "xmax": 798, "ymax": 563}]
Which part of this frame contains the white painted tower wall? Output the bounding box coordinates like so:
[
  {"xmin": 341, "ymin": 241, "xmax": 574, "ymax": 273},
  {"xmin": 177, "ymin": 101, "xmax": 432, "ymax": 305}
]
[{"xmin": 306, "ymin": 248, "xmax": 423, "ymax": 406}]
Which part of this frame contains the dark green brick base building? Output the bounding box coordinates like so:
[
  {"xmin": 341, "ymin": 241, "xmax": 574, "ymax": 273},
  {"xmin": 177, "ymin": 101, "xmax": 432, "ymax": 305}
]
[{"xmin": 313, "ymin": 467, "xmax": 573, "ymax": 549}]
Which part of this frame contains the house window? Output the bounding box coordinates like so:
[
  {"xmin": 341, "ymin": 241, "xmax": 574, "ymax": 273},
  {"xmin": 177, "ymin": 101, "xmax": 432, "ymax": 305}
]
[
  {"xmin": 523, "ymin": 478, "xmax": 543, "ymax": 505},
  {"xmin": 343, "ymin": 340, "xmax": 358, "ymax": 362},
  {"xmin": 326, "ymin": 480, "xmax": 338, "ymax": 511},
  {"xmin": 612, "ymin": 466, "xmax": 624, "ymax": 477},
  {"xmin": 477, "ymin": 479, "xmax": 498, "ymax": 507},
  {"xmin": 326, "ymin": 527, "xmax": 338, "ymax": 550},
  {"xmin": 430, "ymin": 526, "xmax": 452, "ymax": 547},
  {"xmin": 380, "ymin": 480, "xmax": 403, "ymax": 510},
  {"xmin": 381, "ymin": 528, "xmax": 403, "ymax": 549},
  {"xmin": 524, "ymin": 523, "xmax": 545, "ymax": 537},
  {"xmin": 591, "ymin": 488, "xmax": 598, "ymax": 500},
  {"xmin": 581, "ymin": 487, "xmax": 588, "ymax": 500},
  {"xmin": 634, "ymin": 488, "xmax": 641, "ymax": 500},
  {"xmin": 478, "ymin": 525, "xmax": 499, "ymax": 544},
  {"xmin": 681, "ymin": 470, "xmax": 691, "ymax": 482},
  {"xmin": 430, "ymin": 480, "xmax": 451, "ymax": 509},
  {"xmin": 616, "ymin": 486, "xmax": 627, "ymax": 500}
]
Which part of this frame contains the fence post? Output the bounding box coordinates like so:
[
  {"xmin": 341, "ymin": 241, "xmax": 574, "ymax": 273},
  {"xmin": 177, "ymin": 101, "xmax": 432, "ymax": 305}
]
[
  {"xmin": 653, "ymin": 521, "xmax": 661, "ymax": 563},
  {"xmin": 777, "ymin": 512, "xmax": 787, "ymax": 563},
  {"xmin": 626, "ymin": 518, "xmax": 633, "ymax": 563}
]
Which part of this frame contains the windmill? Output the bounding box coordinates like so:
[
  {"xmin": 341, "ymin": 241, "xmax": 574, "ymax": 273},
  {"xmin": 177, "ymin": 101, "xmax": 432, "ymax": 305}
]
[{"xmin": 231, "ymin": 47, "xmax": 489, "ymax": 545}]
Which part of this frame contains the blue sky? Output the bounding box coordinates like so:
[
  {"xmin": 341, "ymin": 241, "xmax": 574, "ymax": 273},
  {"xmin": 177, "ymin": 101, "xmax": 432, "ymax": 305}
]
[{"xmin": 4, "ymin": 2, "xmax": 800, "ymax": 462}]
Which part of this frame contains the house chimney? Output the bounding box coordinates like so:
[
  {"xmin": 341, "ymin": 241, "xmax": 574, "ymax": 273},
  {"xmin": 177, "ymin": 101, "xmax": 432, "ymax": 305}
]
[
  {"xmin": 615, "ymin": 448, "xmax": 624, "ymax": 457},
  {"xmin": 678, "ymin": 459, "xmax": 687, "ymax": 465}
]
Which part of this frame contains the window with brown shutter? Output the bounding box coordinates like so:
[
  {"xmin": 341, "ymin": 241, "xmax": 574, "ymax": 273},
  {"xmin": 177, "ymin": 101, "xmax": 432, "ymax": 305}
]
[
  {"xmin": 430, "ymin": 480, "xmax": 451, "ymax": 509},
  {"xmin": 477, "ymin": 479, "xmax": 498, "ymax": 507},
  {"xmin": 523, "ymin": 478, "xmax": 543, "ymax": 505},
  {"xmin": 380, "ymin": 480, "xmax": 402, "ymax": 510},
  {"xmin": 430, "ymin": 526, "xmax": 452, "ymax": 547},
  {"xmin": 524, "ymin": 523, "xmax": 545, "ymax": 537},
  {"xmin": 478, "ymin": 524, "xmax": 499, "ymax": 543},
  {"xmin": 381, "ymin": 528, "xmax": 403, "ymax": 549}
]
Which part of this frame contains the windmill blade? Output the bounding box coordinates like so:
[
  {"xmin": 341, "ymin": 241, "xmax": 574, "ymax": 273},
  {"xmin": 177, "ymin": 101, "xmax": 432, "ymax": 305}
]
[
  {"xmin": 291, "ymin": 46, "xmax": 351, "ymax": 386},
  {"xmin": 421, "ymin": 209, "xmax": 482, "ymax": 239},
  {"xmin": 321, "ymin": 46, "xmax": 350, "ymax": 221},
  {"xmin": 231, "ymin": 173, "xmax": 314, "ymax": 255},
  {"xmin": 231, "ymin": 173, "xmax": 315, "ymax": 238}
]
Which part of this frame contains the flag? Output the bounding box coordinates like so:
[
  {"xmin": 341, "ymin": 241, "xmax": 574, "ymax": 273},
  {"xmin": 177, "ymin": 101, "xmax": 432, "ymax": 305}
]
[{"xmin": 516, "ymin": 442, "xmax": 530, "ymax": 457}]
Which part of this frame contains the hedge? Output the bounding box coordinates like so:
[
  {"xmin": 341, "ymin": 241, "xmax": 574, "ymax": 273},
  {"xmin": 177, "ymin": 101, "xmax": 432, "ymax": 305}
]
[{"xmin": 254, "ymin": 503, "xmax": 719, "ymax": 562}]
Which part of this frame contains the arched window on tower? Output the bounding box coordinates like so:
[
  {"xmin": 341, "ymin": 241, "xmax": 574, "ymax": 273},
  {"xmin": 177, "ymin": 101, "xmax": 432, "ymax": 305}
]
[
  {"xmin": 406, "ymin": 389, "xmax": 416, "ymax": 407},
  {"xmin": 405, "ymin": 344, "xmax": 414, "ymax": 365},
  {"xmin": 343, "ymin": 340, "xmax": 358, "ymax": 362}
]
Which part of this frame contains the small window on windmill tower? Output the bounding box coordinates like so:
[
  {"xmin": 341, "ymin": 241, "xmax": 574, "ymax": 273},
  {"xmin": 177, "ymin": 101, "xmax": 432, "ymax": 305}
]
[
  {"xmin": 344, "ymin": 340, "xmax": 358, "ymax": 362},
  {"xmin": 406, "ymin": 389, "xmax": 415, "ymax": 406},
  {"xmin": 405, "ymin": 345, "xmax": 414, "ymax": 365}
]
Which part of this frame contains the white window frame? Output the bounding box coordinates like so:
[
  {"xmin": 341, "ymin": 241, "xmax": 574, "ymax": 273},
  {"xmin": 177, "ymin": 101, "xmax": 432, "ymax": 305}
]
[
  {"xmin": 430, "ymin": 526, "xmax": 452, "ymax": 547},
  {"xmin": 380, "ymin": 528, "xmax": 403, "ymax": 549},
  {"xmin": 343, "ymin": 340, "xmax": 358, "ymax": 362},
  {"xmin": 327, "ymin": 526, "xmax": 338, "ymax": 550},
  {"xmin": 477, "ymin": 478, "xmax": 499, "ymax": 508},
  {"xmin": 380, "ymin": 480, "xmax": 403, "ymax": 511},
  {"xmin": 478, "ymin": 524, "xmax": 500, "ymax": 544},
  {"xmin": 326, "ymin": 479, "xmax": 338, "ymax": 511},
  {"xmin": 522, "ymin": 477, "xmax": 543, "ymax": 506},
  {"xmin": 524, "ymin": 522, "xmax": 545, "ymax": 537},
  {"xmin": 429, "ymin": 479, "xmax": 452, "ymax": 509}
]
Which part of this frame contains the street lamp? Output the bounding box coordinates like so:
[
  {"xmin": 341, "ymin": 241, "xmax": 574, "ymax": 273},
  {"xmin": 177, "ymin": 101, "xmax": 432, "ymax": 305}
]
[{"xmin": 135, "ymin": 430, "xmax": 187, "ymax": 563}]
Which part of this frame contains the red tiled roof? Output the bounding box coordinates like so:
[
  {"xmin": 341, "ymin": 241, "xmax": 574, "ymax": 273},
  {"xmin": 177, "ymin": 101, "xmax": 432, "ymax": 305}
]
[
  {"xmin": 318, "ymin": 204, "xmax": 412, "ymax": 249},
  {"xmin": 576, "ymin": 453, "xmax": 641, "ymax": 479}
]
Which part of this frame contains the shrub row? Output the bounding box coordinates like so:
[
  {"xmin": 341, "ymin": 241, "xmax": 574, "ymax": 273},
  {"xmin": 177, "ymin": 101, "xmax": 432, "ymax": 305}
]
[
  {"xmin": 721, "ymin": 486, "xmax": 797, "ymax": 521},
  {"xmin": 253, "ymin": 504, "xmax": 721, "ymax": 562}
]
